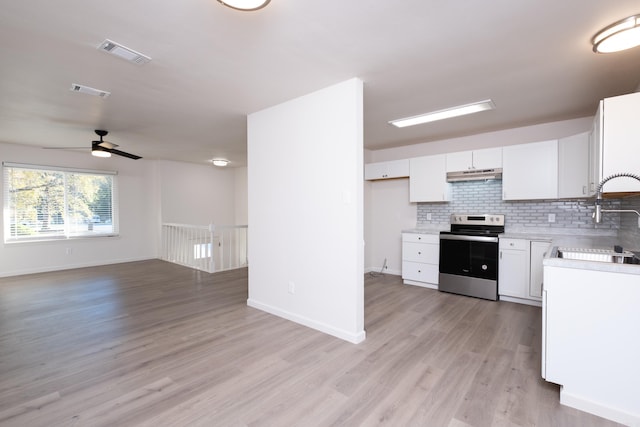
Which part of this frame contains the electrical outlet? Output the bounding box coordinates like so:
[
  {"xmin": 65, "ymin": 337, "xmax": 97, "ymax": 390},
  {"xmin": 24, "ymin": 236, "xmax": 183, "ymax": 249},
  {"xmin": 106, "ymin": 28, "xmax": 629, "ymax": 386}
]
[
  {"xmin": 548, "ymin": 213, "xmax": 556, "ymax": 223},
  {"xmin": 65, "ymin": 248, "xmax": 73, "ymax": 255},
  {"xmin": 288, "ymin": 281, "xmax": 295, "ymax": 294},
  {"xmin": 427, "ymin": 213, "xmax": 432, "ymax": 221}
]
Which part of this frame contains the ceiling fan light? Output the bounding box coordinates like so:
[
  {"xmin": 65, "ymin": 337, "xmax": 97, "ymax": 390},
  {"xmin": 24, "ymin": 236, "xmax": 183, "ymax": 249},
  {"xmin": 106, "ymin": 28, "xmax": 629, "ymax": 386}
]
[
  {"xmin": 216, "ymin": 0, "xmax": 270, "ymax": 11},
  {"xmin": 212, "ymin": 159, "xmax": 229, "ymax": 167},
  {"xmin": 92, "ymin": 148, "xmax": 111, "ymax": 158},
  {"xmin": 592, "ymin": 15, "xmax": 640, "ymax": 53}
]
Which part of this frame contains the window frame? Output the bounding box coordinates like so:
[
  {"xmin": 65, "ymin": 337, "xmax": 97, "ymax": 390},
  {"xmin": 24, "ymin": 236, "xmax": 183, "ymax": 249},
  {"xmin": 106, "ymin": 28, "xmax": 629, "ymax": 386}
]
[{"xmin": 3, "ymin": 162, "xmax": 119, "ymax": 243}]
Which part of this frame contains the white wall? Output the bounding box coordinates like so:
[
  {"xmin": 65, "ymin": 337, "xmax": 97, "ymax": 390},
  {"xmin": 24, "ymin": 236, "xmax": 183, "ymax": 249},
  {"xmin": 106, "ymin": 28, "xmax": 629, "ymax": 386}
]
[
  {"xmin": 366, "ymin": 178, "xmax": 416, "ymax": 275},
  {"xmin": 364, "ymin": 117, "xmax": 593, "ymax": 273},
  {"xmin": 0, "ymin": 142, "xmax": 158, "ymax": 277},
  {"xmin": 0, "ymin": 143, "xmax": 245, "ymax": 277},
  {"xmin": 247, "ymin": 78, "xmax": 365, "ymax": 344},
  {"xmin": 234, "ymin": 167, "xmax": 248, "ymax": 225},
  {"xmin": 157, "ymin": 160, "xmax": 237, "ymax": 225}
]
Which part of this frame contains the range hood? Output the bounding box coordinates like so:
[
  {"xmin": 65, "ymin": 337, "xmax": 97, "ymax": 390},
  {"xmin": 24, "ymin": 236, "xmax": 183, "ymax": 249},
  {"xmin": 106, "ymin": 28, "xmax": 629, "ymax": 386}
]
[{"xmin": 446, "ymin": 168, "xmax": 503, "ymax": 182}]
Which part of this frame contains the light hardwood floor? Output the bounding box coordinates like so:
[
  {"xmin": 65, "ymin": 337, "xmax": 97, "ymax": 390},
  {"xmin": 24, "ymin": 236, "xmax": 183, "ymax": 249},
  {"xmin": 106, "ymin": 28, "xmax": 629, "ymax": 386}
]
[{"xmin": 0, "ymin": 260, "xmax": 623, "ymax": 426}]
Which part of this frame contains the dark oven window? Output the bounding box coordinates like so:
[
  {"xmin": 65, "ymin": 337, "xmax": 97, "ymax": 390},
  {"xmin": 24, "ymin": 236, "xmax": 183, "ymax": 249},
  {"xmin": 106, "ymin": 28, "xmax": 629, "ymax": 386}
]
[{"xmin": 439, "ymin": 239, "xmax": 498, "ymax": 280}]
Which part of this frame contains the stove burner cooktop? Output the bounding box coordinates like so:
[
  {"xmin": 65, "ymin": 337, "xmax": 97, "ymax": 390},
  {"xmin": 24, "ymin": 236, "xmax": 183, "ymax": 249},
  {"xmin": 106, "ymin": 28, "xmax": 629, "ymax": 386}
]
[{"xmin": 444, "ymin": 214, "xmax": 505, "ymax": 235}]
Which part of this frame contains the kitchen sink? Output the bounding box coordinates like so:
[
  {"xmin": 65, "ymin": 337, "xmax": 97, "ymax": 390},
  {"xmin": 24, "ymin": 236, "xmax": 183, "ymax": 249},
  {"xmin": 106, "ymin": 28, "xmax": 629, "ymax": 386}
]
[{"xmin": 556, "ymin": 247, "xmax": 640, "ymax": 264}]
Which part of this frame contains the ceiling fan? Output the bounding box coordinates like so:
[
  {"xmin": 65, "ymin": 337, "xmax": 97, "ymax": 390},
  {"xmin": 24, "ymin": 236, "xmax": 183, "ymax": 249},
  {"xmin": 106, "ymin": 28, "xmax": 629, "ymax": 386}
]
[
  {"xmin": 44, "ymin": 130, "xmax": 142, "ymax": 160},
  {"xmin": 91, "ymin": 130, "xmax": 141, "ymax": 159}
]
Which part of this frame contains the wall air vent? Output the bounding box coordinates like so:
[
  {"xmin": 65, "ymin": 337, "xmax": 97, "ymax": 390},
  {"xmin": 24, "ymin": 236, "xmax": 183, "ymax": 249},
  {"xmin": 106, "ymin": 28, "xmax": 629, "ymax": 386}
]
[
  {"xmin": 70, "ymin": 84, "xmax": 111, "ymax": 98},
  {"xmin": 98, "ymin": 39, "xmax": 151, "ymax": 65}
]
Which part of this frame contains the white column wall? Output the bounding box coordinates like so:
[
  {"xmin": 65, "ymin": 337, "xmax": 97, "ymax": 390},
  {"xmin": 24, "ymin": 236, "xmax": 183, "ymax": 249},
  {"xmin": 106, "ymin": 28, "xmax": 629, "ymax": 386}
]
[{"xmin": 247, "ymin": 78, "xmax": 365, "ymax": 344}]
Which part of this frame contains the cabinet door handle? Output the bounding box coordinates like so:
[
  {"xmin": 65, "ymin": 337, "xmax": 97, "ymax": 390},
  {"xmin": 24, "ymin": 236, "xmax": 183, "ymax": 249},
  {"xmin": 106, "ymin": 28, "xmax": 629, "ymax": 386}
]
[
  {"xmin": 418, "ymin": 251, "xmax": 422, "ymax": 255},
  {"xmin": 500, "ymin": 251, "xmax": 502, "ymax": 259}
]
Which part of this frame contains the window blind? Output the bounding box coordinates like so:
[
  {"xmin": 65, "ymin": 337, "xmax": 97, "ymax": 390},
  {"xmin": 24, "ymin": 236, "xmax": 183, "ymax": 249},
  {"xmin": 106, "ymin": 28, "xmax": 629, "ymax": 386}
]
[{"xmin": 3, "ymin": 162, "xmax": 119, "ymax": 242}]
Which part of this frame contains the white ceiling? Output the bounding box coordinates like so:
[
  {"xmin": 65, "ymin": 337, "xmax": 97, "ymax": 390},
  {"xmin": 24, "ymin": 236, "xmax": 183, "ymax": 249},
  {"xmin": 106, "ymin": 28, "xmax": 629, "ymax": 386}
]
[{"xmin": 1, "ymin": 1, "xmax": 639, "ymax": 166}]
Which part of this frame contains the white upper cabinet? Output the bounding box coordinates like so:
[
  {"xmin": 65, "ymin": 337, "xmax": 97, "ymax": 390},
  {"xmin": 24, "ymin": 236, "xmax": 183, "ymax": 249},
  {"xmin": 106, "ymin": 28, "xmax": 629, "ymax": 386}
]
[
  {"xmin": 588, "ymin": 112, "xmax": 602, "ymax": 196},
  {"xmin": 594, "ymin": 91, "xmax": 640, "ymax": 193},
  {"xmin": 558, "ymin": 131, "xmax": 589, "ymax": 199},
  {"xmin": 502, "ymin": 140, "xmax": 558, "ymax": 200},
  {"xmin": 409, "ymin": 154, "xmax": 451, "ymax": 202},
  {"xmin": 364, "ymin": 159, "xmax": 410, "ymax": 180},
  {"xmin": 445, "ymin": 147, "xmax": 502, "ymax": 172}
]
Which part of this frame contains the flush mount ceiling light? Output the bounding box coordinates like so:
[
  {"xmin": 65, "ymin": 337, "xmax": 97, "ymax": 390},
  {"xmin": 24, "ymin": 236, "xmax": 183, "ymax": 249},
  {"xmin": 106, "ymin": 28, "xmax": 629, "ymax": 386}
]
[
  {"xmin": 592, "ymin": 14, "xmax": 640, "ymax": 53},
  {"xmin": 212, "ymin": 159, "xmax": 229, "ymax": 167},
  {"xmin": 216, "ymin": 0, "xmax": 270, "ymax": 11},
  {"xmin": 389, "ymin": 99, "xmax": 496, "ymax": 128}
]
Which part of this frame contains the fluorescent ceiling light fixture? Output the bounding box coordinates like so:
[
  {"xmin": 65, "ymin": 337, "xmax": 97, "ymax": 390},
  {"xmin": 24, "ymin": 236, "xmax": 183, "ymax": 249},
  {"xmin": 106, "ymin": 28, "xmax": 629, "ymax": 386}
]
[
  {"xmin": 92, "ymin": 147, "xmax": 111, "ymax": 158},
  {"xmin": 216, "ymin": 0, "xmax": 271, "ymax": 11},
  {"xmin": 592, "ymin": 14, "xmax": 640, "ymax": 53},
  {"xmin": 212, "ymin": 159, "xmax": 229, "ymax": 167},
  {"xmin": 389, "ymin": 99, "xmax": 496, "ymax": 128}
]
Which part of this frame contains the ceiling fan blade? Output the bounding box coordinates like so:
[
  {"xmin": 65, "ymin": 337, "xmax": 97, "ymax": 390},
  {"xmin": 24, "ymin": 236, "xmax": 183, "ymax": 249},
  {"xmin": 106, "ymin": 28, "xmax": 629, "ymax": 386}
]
[
  {"xmin": 106, "ymin": 148, "xmax": 142, "ymax": 160},
  {"xmin": 93, "ymin": 140, "xmax": 118, "ymax": 149},
  {"xmin": 42, "ymin": 146, "xmax": 89, "ymax": 150}
]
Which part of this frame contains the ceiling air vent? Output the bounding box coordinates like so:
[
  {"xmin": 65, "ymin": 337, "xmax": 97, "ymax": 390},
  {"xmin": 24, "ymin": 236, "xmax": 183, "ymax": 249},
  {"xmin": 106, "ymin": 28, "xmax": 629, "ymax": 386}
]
[
  {"xmin": 98, "ymin": 39, "xmax": 151, "ymax": 65},
  {"xmin": 70, "ymin": 84, "xmax": 111, "ymax": 98}
]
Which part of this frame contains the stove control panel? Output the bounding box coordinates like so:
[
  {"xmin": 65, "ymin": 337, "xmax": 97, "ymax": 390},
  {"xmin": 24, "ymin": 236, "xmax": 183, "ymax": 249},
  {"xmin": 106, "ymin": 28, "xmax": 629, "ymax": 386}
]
[{"xmin": 450, "ymin": 214, "xmax": 505, "ymax": 226}]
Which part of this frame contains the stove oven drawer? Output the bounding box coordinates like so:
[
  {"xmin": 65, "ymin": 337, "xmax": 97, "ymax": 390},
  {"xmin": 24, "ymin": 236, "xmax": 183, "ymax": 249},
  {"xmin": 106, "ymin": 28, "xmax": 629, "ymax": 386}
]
[{"xmin": 402, "ymin": 261, "xmax": 439, "ymax": 284}]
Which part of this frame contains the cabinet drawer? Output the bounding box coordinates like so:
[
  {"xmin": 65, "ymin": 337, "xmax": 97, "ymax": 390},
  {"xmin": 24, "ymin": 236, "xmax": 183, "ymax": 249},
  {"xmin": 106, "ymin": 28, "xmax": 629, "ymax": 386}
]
[
  {"xmin": 402, "ymin": 233, "xmax": 439, "ymax": 244},
  {"xmin": 499, "ymin": 238, "xmax": 528, "ymax": 251},
  {"xmin": 402, "ymin": 261, "xmax": 439, "ymax": 284},
  {"xmin": 402, "ymin": 242, "xmax": 438, "ymax": 263}
]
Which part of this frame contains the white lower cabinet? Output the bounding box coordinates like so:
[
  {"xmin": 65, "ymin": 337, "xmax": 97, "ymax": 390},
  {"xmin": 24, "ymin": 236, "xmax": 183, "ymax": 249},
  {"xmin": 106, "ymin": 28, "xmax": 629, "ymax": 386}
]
[
  {"xmin": 543, "ymin": 266, "xmax": 640, "ymax": 425},
  {"xmin": 498, "ymin": 238, "xmax": 551, "ymax": 306},
  {"xmin": 529, "ymin": 240, "xmax": 551, "ymax": 298},
  {"xmin": 402, "ymin": 233, "xmax": 439, "ymax": 288}
]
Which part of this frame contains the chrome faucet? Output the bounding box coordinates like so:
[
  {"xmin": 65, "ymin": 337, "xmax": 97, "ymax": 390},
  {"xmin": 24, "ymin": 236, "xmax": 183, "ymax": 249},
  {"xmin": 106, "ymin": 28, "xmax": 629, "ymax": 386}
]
[{"xmin": 593, "ymin": 172, "xmax": 640, "ymax": 225}]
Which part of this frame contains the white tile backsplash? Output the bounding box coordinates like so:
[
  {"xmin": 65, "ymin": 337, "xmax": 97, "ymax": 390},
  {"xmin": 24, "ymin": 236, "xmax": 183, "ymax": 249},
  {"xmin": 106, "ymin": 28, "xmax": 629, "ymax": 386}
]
[
  {"xmin": 417, "ymin": 180, "xmax": 621, "ymax": 232},
  {"xmin": 619, "ymin": 196, "xmax": 640, "ymax": 250}
]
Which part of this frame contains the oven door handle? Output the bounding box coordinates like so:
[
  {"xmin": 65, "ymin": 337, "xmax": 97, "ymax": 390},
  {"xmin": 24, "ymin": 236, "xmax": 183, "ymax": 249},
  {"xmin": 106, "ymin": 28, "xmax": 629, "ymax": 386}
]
[{"xmin": 439, "ymin": 234, "xmax": 499, "ymax": 243}]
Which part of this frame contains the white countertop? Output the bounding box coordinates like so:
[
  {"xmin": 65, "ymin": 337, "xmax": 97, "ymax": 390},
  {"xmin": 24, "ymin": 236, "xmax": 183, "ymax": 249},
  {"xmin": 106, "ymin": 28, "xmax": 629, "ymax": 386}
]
[
  {"xmin": 404, "ymin": 226, "xmax": 640, "ymax": 274},
  {"xmin": 402, "ymin": 226, "xmax": 447, "ymax": 235},
  {"xmin": 498, "ymin": 229, "xmax": 640, "ymax": 274}
]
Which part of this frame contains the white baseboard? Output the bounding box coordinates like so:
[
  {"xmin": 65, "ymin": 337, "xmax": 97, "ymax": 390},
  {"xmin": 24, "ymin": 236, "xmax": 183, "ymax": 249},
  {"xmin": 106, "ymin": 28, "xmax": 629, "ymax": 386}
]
[
  {"xmin": 0, "ymin": 256, "xmax": 157, "ymax": 278},
  {"xmin": 365, "ymin": 266, "xmax": 401, "ymax": 276},
  {"xmin": 560, "ymin": 386, "xmax": 640, "ymax": 426},
  {"xmin": 403, "ymin": 279, "xmax": 437, "ymax": 290},
  {"xmin": 499, "ymin": 295, "xmax": 542, "ymax": 307},
  {"xmin": 246, "ymin": 298, "xmax": 366, "ymax": 344}
]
